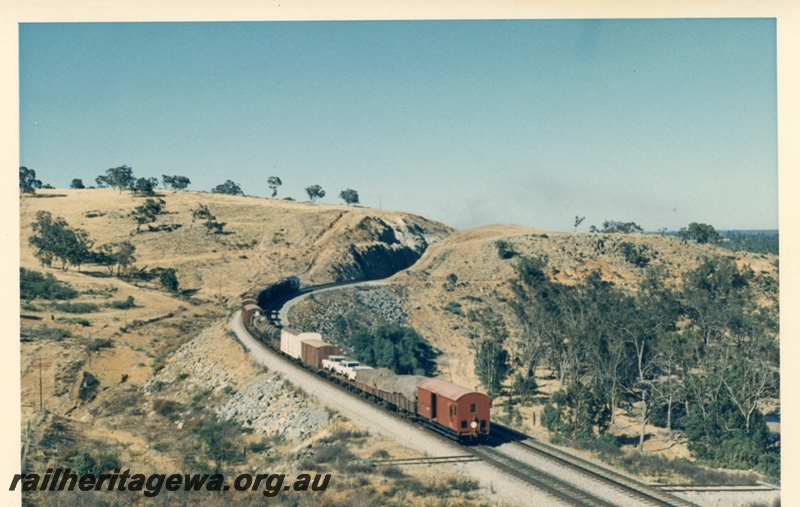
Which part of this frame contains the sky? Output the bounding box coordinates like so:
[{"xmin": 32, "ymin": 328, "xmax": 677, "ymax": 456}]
[{"xmin": 19, "ymin": 19, "xmax": 778, "ymax": 232}]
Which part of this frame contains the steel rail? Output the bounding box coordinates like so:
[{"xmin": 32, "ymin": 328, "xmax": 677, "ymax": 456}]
[{"xmin": 492, "ymin": 425, "xmax": 697, "ymax": 507}]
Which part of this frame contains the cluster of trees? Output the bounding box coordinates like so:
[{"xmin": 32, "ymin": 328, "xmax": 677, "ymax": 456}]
[
  {"xmin": 19, "ymin": 167, "xmax": 43, "ymax": 194},
  {"xmin": 348, "ymin": 325, "xmax": 437, "ymax": 376},
  {"xmin": 93, "ymin": 241, "xmax": 138, "ymax": 277},
  {"xmin": 471, "ymin": 254, "xmax": 779, "ymax": 475},
  {"xmin": 28, "ymin": 210, "xmax": 184, "ymax": 294},
  {"xmin": 20, "ymin": 268, "xmax": 78, "ymax": 300},
  {"xmin": 131, "ymin": 198, "xmax": 166, "ymax": 233},
  {"xmin": 21, "ymin": 165, "xmax": 193, "ymax": 195},
  {"xmin": 589, "ymin": 220, "xmax": 645, "ymax": 234},
  {"xmin": 23, "ymin": 166, "xmax": 362, "ymax": 205},
  {"xmin": 95, "ymin": 166, "xmax": 152, "ymax": 195},
  {"xmin": 719, "ymin": 230, "xmax": 779, "ymax": 255},
  {"xmin": 679, "ymin": 222, "xmax": 722, "ymax": 245},
  {"xmin": 191, "ymin": 204, "xmax": 227, "ymax": 234},
  {"xmin": 28, "ymin": 212, "xmax": 140, "ymax": 282},
  {"xmin": 211, "ymin": 180, "xmax": 243, "ymax": 196},
  {"xmin": 29, "ymin": 211, "xmax": 94, "ymax": 271}
]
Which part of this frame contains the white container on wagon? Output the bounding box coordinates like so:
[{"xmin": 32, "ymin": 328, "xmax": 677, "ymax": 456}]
[
  {"xmin": 333, "ymin": 359, "xmax": 361, "ymax": 377},
  {"xmin": 322, "ymin": 355, "xmax": 347, "ymax": 371},
  {"xmin": 280, "ymin": 327, "xmax": 303, "ymax": 359}
]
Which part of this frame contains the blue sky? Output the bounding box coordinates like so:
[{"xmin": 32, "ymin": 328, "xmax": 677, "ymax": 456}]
[{"xmin": 19, "ymin": 19, "xmax": 777, "ymax": 232}]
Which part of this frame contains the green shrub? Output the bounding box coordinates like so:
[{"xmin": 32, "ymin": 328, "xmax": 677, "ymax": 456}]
[
  {"xmin": 109, "ymin": 296, "xmax": 136, "ymax": 309},
  {"xmin": 618, "ymin": 242, "xmax": 652, "ymax": 268},
  {"xmin": 495, "ymin": 240, "xmax": 517, "ymax": 259},
  {"xmin": 85, "ymin": 338, "xmax": 113, "ymax": 353},
  {"xmin": 513, "ymin": 373, "xmax": 538, "ymax": 401},
  {"xmin": 442, "ymin": 273, "xmax": 458, "ymax": 291},
  {"xmin": 52, "ymin": 302, "xmax": 99, "ymax": 314},
  {"xmin": 313, "ymin": 443, "xmax": 351, "ymax": 464},
  {"xmin": 443, "ymin": 301, "xmax": 463, "ymax": 315},
  {"xmin": 159, "ymin": 268, "xmax": 179, "ymax": 292},
  {"xmin": 78, "ymin": 372, "xmax": 100, "ymax": 401},
  {"xmin": 22, "ymin": 301, "xmax": 40, "ymax": 312},
  {"xmin": 379, "ymin": 465, "xmax": 405, "ymax": 478},
  {"xmin": 447, "ymin": 477, "xmax": 480, "ymax": 492},
  {"xmin": 72, "ymin": 451, "xmax": 96, "ymax": 476},
  {"xmin": 20, "ymin": 268, "xmax": 78, "ymax": 300},
  {"xmin": 153, "ymin": 399, "xmax": 183, "ymax": 417},
  {"xmin": 58, "ymin": 317, "xmax": 91, "ymax": 327},
  {"xmin": 249, "ymin": 441, "xmax": 269, "ymax": 454},
  {"xmin": 20, "ymin": 325, "xmax": 72, "ymax": 342},
  {"xmin": 371, "ymin": 449, "xmax": 390, "ymax": 459}
]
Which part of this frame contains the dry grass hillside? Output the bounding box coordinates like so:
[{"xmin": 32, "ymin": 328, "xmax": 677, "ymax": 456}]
[
  {"xmin": 291, "ymin": 222, "xmax": 778, "ymax": 474},
  {"xmin": 19, "ymin": 189, "xmax": 448, "ymax": 419},
  {"xmin": 17, "ymin": 188, "xmax": 779, "ymax": 495},
  {"xmin": 394, "ymin": 224, "xmax": 778, "ymax": 390},
  {"xmin": 18, "ymin": 188, "xmax": 477, "ymax": 506},
  {"xmin": 388, "ymin": 224, "xmax": 778, "ymax": 468},
  {"xmin": 20, "ymin": 189, "xmax": 452, "ymax": 295}
]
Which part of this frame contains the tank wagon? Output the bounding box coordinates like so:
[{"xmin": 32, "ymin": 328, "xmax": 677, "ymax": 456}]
[{"xmin": 240, "ymin": 277, "xmax": 491, "ymax": 444}]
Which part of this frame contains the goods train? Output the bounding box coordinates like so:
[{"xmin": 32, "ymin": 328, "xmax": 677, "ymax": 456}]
[{"xmin": 241, "ymin": 277, "xmax": 491, "ymax": 443}]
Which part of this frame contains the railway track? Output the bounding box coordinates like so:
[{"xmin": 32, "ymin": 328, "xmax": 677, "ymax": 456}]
[
  {"xmin": 491, "ymin": 425, "xmax": 697, "ymax": 507},
  {"xmin": 471, "ymin": 444, "xmax": 620, "ymax": 507},
  {"xmin": 235, "ymin": 310, "xmax": 626, "ymax": 505},
  {"xmin": 245, "ymin": 281, "xmax": 704, "ymax": 506},
  {"xmin": 370, "ymin": 455, "xmax": 481, "ymax": 466}
]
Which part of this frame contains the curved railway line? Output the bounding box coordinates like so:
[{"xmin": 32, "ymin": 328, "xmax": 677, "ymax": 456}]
[{"xmin": 237, "ymin": 278, "xmax": 710, "ymax": 506}]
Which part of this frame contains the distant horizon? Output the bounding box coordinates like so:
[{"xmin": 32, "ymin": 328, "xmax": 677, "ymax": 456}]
[
  {"xmin": 21, "ymin": 186, "xmax": 780, "ymax": 236},
  {"xmin": 20, "ymin": 20, "xmax": 777, "ymax": 232}
]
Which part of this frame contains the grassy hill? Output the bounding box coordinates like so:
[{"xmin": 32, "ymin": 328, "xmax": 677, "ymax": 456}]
[
  {"xmin": 18, "ymin": 188, "xmax": 780, "ymax": 492},
  {"xmin": 18, "ymin": 188, "xmax": 468, "ymax": 505}
]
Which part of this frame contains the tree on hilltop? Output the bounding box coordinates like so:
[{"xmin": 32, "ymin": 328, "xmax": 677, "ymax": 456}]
[
  {"xmin": 574, "ymin": 216, "xmax": 585, "ymax": 232},
  {"xmin": 97, "ymin": 165, "xmax": 135, "ymax": 192},
  {"xmin": 162, "ymin": 175, "xmax": 191, "ymax": 190},
  {"xmin": 131, "ymin": 177, "xmax": 158, "ymax": 196},
  {"xmin": 339, "ymin": 188, "xmax": 359, "ymax": 205},
  {"xmin": 680, "ymin": 222, "xmax": 721, "ymax": 245},
  {"xmin": 70, "ymin": 179, "xmax": 85, "ymax": 189},
  {"xmin": 20, "ymin": 167, "xmax": 42, "ymax": 195},
  {"xmin": 212, "ymin": 180, "xmax": 243, "ymax": 196},
  {"xmin": 267, "ymin": 176, "xmax": 282, "ymax": 198},
  {"xmin": 601, "ymin": 220, "xmax": 643, "ymax": 234},
  {"xmin": 305, "ymin": 184, "xmax": 325, "ymax": 202}
]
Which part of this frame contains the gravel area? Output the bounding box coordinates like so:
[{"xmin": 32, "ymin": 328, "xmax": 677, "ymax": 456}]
[
  {"xmin": 230, "ymin": 311, "xmax": 570, "ymax": 507},
  {"xmin": 495, "ymin": 441, "xmax": 659, "ymax": 507},
  {"xmin": 668, "ymin": 488, "xmax": 780, "ymax": 507}
]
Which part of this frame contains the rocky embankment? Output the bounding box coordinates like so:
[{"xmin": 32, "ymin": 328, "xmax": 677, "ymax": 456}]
[
  {"xmin": 143, "ymin": 323, "xmax": 331, "ymax": 442},
  {"xmin": 315, "ymin": 215, "xmax": 452, "ymax": 282},
  {"xmin": 289, "ymin": 285, "xmax": 409, "ymax": 348}
]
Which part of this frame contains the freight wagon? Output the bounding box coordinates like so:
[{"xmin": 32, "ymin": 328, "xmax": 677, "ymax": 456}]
[{"xmin": 240, "ymin": 278, "xmax": 492, "ymax": 443}]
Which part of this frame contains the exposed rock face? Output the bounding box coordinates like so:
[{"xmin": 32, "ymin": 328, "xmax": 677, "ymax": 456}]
[
  {"xmin": 326, "ymin": 216, "xmax": 444, "ymax": 282},
  {"xmin": 333, "ymin": 243, "xmax": 421, "ymax": 281},
  {"xmin": 289, "ymin": 286, "xmax": 409, "ymax": 349}
]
